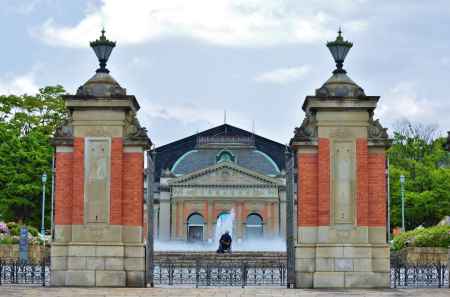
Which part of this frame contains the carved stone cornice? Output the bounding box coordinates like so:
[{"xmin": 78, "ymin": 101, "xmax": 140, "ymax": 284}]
[
  {"xmin": 123, "ymin": 111, "xmax": 152, "ymax": 149},
  {"xmin": 52, "ymin": 118, "xmax": 74, "ymax": 146},
  {"xmin": 291, "ymin": 111, "xmax": 317, "ymax": 143},
  {"xmin": 302, "ymin": 96, "xmax": 379, "ymax": 113},
  {"xmin": 367, "ymin": 113, "xmax": 392, "ymax": 148}
]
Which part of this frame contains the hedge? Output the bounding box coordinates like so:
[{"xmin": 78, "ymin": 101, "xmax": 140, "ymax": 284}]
[{"xmin": 392, "ymin": 225, "xmax": 450, "ymax": 251}]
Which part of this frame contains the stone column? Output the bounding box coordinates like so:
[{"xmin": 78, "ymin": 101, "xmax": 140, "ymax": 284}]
[
  {"xmin": 50, "ymin": 31, "xmax": 151, "ymax": 287},
  {"xmin": 290, "ymin": 32, "xmax": 391, "ymax": 288}
]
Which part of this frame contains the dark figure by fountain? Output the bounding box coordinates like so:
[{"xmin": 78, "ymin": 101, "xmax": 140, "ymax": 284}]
[{"xmin": 217, "ymin": 231, "xmax": 232, "ymax": 253}]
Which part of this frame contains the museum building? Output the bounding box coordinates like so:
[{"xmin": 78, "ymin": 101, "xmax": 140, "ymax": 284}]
[{"xmin": 147, "ymin": 124, "xmax": 289, "ymax": 242}]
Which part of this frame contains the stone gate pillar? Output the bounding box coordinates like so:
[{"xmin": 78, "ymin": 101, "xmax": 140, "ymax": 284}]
[
  {"xmin": 50, "ymin": 30, "xmax": 151, "ymax": 287},
  {"xmin": 290, "ymin": 31, "xmax": 391, "ymax": 288}
]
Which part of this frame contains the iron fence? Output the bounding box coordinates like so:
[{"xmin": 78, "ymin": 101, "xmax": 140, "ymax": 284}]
[
  {"xmin": 390, "ymin": 261, "xmax": 448, "ymax": 288},
  {"xmin": 153, "ymin": 258, "xmax": 286, "ymax": 287},
  {"xmin": 1, "ymin": 254, "xmax": 449, "ymax": 288},
  {"xmin": 0, "ymin": 258, "xmax": 49, "ymax": 286}
]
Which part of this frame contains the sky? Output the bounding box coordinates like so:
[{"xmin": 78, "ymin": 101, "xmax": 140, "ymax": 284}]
[{"xmin": 1, "ymin": 0, "xmax": 449, "ymax": 146}]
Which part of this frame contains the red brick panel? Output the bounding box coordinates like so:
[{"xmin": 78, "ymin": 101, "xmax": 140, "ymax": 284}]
[
  {"xmin": 122, "ymin": 152, "xmax": 144, "ymax": 226},
  {"xmin": 318, "ymin": 138, "xmax": 330, "ymax": 226},
  {"xmin": 110, "ymin": 138, "xmax": 123, "ymax": 225},
  {"xmin": 72, "ymin": 138, "xmax": 84, "ymax": 224},
  {"xmin": 356, "ymin": 138, "xmax": 369, "ymax": 226},
  {"xmin": 54, "ymin": 152, "xmax": 73, "ymax": 225},
  {"xmin": 298, "ymin": 153, "xmax": 318, "ymax": 226},
  {"xmin": 368, "ymin": 153, "xmax": 387, "ymax": 226}
]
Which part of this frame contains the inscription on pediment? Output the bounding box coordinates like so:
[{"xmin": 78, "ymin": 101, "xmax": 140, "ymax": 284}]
[{"xmin": 171, "ymin": 186, "xmax": 278, "ymax": 198}]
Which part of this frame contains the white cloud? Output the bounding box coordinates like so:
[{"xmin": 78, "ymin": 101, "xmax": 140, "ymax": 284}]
[
  {"xmin": 254, "ymin": 65, "xmax": 310, "ymax": 84},
  {"xmin": 35, "ymin": 0, "xmax": 368, "ymax": 48},
  {"xmin": 375, "ymin": 82, "xmax": 435, "ymax": 126},
  {"xmin": 140, "ymin": 101, "xmax": 249, "ymax": 128},
  {"xmin": 0, "ymin": 72, "xmax": 40, "ymax": 95}
]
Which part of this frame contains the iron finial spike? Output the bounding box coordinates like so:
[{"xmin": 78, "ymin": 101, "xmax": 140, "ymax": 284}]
[{"xmin": 338, "ymin": 26, "xmax": 342, "ymax": 36}]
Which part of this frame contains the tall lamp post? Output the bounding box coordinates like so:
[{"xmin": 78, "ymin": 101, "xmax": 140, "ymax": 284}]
[
  {"xmin": 41, "ymin": 173, "xmax": 47, "ymax": 239},
  {"xmin": 400, "ymin": 175, "xmax": 405, "ymax": 232}
]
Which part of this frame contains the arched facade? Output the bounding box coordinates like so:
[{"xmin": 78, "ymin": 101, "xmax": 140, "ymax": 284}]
[
  {"xmin": 148, "ymin": 124, "xmax": 288, "ymax": 242},
  {"xmin": 187, "ymin": 213, "xmax": 205, "ymax": 242},
  {"xmin": 245, "ymin": 213, "xmax": 264, "ymax": 239}
]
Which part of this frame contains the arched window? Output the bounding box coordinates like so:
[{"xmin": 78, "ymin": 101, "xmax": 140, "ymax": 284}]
[
  {"xmin": 245, "ymin": 213, "xmax": 263, "ymax": 239},
  {"xmin": 216, "ymin": 150, "xmax": 235, "ymax": 163},
  {"xmin": 187, "ymin": 213, "xmax": 204, "ymax": 242}
]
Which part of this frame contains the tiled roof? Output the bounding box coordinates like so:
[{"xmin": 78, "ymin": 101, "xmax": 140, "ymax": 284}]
[
  {"xmin": 172, "ymin": 148, "xmax": 280, "ymax": 176},
  {"xmin": 152, "ymin": 124, "xmax": 286, "ymax": 181}
]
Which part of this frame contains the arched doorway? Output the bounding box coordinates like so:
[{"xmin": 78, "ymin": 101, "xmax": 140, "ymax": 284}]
[
  {"xmin": 245, "ymin": 213, "xmax": 264, "ymax": 239},
  {"xmin": 187, "ymin": 213, "xmax": 205, "ymax": 242}
]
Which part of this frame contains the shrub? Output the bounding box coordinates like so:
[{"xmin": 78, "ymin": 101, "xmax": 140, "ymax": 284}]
[
  {"xmin": 0, "ymin": 235, "xmax": 19, "ymax": 244},
  {"xmin": 6, "ymin": 222, "xmax": 18, "ymax": 230},
  {"xmin": 27, "ymin": 226, "xmax": 39, "ymax": 237},
  {"xmin": 392, "ymin": 225, "xmax": 450, "ymax": 250},
  {"xmin": 8, "ymin": 225, "xmax": 20, "ymax": 236}
]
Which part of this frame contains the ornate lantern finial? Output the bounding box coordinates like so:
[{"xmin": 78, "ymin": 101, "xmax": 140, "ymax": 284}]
[
  {"xmin": 326, "ymin": 28, "xmax": 353, "ymax": 74},
  {"xmin": 90, "ymin": 28, "xmax": 116, "ymax": 73}
]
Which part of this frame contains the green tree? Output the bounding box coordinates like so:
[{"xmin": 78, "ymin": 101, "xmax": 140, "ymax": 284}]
[
  {"xmin": 389, "ymin": 121, "xmax": 450, "ymax": 231},
  {"xmin": 0, "ymin": 86, "xmax": 67, "ymax": 228}
]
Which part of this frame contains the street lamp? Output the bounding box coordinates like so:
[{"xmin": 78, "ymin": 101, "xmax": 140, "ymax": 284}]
[
  {"xmin": 41, "ymin": 173, "xmax": 47, "ymax": 240},
  {"xmin": 400, "ymin": 175, "xmax": 405, "ymax": 232},
  {"xmin": 90, "ymin": 28, "xmax": 116, "ymax": 73},
  {"xmin": 326, "ymin": 28, "xmax": 353, "ymax": 74}
]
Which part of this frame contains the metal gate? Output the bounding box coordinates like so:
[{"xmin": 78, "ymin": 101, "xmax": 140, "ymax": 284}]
[{"xmin": 153, "ymin": 257, "xmax": 286, "ymax": 287}]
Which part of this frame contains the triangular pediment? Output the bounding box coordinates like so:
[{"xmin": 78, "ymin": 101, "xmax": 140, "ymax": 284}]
[{"xmin": 168, "ymin": 162, "xmax": 281, "ymax": 186}]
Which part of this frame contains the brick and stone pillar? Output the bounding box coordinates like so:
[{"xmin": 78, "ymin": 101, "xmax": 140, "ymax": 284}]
[
  {"xmin": 290, "ymin": 31, "xmax": 391, "ymax": 288},
  {"xmin": 50, "ymin": 31, "xmax": 151, "ymax": 287}
]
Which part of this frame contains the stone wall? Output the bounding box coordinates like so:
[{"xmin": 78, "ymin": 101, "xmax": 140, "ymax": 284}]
[
  {"xmin": 51, "ymin": 243, "xmax": 145, "ymax": 287},
  {"xmin": 393, "ymin": 247, "xmax": 448, "ymax": 265},
  {"xmin": 0, "ymin": 244, "xmax": 49, "ymax": 262}
]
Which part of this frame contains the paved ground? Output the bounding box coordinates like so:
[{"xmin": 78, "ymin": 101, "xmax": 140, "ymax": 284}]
[{"xmin": 1, "ymin": 287, "xmax": 449, "ymax": 297}]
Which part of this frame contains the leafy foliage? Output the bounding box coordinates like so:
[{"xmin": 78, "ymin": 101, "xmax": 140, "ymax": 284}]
[
  {"xmin": 0, "ymin": 86, "xmax": 67, "ymax": 228},
  {"xmin": 392, "ymin": 225, "xmax": 450, "ymax": 250},
  {"xmin": 389, "ymin": 121, "xmax": 450, "ymax": 230}
]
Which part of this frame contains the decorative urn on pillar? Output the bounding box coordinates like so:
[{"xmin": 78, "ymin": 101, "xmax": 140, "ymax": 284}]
[
  {"xmin": 51, "ymin": 30, "xmax": 151, "ymax": 287},
  {"xmin": 290, "ymin": 30, "xmax": 391, "ymax": 288}
]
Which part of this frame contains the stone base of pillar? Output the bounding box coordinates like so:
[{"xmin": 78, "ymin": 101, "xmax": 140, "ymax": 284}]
[
  {"xmin": 50, "ymin": 243, "xmax": 145, "ymax": 287},
  {"xmin": 294, "ymin": 243, "xmax": 390, "ymax": 288}
]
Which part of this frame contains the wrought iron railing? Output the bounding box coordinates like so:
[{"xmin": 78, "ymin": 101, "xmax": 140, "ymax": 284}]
[
  {"xmin": 0, "ymin": 258, "xmax": 50, "ymax": 286},
  {"xmin": 390, "ymin": 262, "xmax": 449, "ymax": 288},
  {"xmin": 153, "ymin": 258, "xmax": 286, "ymax": 287}
]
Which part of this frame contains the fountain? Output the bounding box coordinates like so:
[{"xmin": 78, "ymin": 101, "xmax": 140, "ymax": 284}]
[
  {"xmin": 214, "ymin": 210, "xmax": 235, "ymax": 247},
  {"xmin": 154, "ymin": 208, "xmax": 286, "ymax": 252}
]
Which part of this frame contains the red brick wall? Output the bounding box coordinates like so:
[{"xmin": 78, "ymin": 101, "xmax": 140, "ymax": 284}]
[
  {"xmin": 356, "ymin": 138, "xmax": 369, "ymax": 226},
  {"xmin": 122, "ymin": 152, "xmax": 144, "ymax": 226},
  {"xmin": 298, "ymin": 152, "xmax": 318, "ymax": 226},
  {"xmin": 72, "ymin": 138, "xmax": 84, "ymax": 224},
  {"xmin": 368, "ymin": 153, "xmax": 387, "ymax": 226},
  {"xmin": 110, "ymin": 138, "xmax": 123, "ymax": 225},
  {"xmin": 54, "ymin": 152, "xmax": 73, "ymax": 225},
  {"xmin": 318, "ymin": 138, "xmax": 330, "ymax": 226}
]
